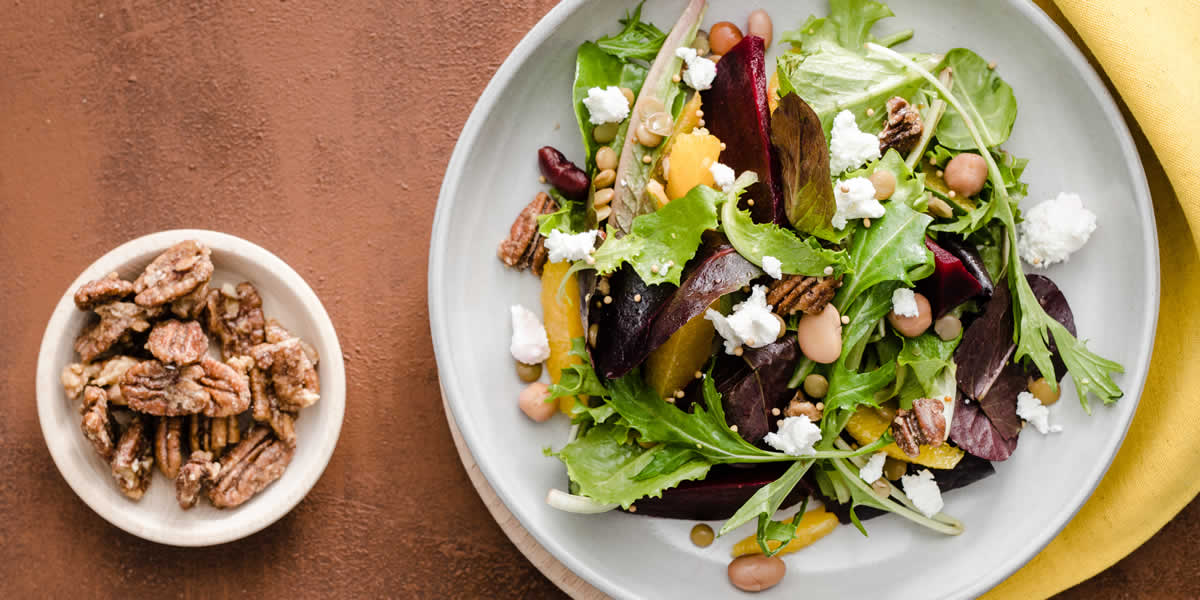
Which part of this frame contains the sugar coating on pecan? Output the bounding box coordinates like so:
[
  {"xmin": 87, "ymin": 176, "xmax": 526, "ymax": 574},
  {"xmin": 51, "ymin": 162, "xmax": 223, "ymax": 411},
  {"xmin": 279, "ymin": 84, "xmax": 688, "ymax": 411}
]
[
  {"xmin": 121, "ymin": 360, "xmax": 210, "ymax": 416},
  {"xmin": 176, "ymin": 450, "xmax": 221, "ymax": 510},
  {"xmin": 198, "ymin": 357, "xmax": 251, "ymax": 417},
  {"xmin": 155, "ymin": 416, "xmax": 186, "ymax": 480},
  {"xmin": 250, "ymin": 338, "xmax": 320, "ymax": 412},
  {"xmin": 81, "ymin": 386, "xmax": 115, "ymax": 460},
  {"xmin": 189, "ymin": 413, "xmax": 241, "ymax": 457},
  {"xmin": 169, "ymin": 281, "xmax": 209, "ymax": 320},
  {"xmin": 146, "ymin": 319, "xmax": 209, "ymax": 365},
  {"xmin": 892, "ymin": 398, "xmax": 947, "ymax": 457},
  {"xmin": 878, "ymin": 96, "xmax": 923, "ymax": 156},
  {"xmin": 74, "ymin": 272, "xmax": 135, "ymax": 310},
  {"xmin": 208, "ymin": 427, "xmax": 295, "ymax": 509},
  {"xmin": 74, "ymin": 302, "xmax": 155, "ymax": 362},
  {"xmin": 206, "ymin": 282, "xmax": 266, "ymax": 359},
  {"xmin": 133, "ymin": 240, "xmax": 214, "ymax": 308},
  {"xmin": 766, "ymin": 275, "xmax": 841, "ymax": 317}
]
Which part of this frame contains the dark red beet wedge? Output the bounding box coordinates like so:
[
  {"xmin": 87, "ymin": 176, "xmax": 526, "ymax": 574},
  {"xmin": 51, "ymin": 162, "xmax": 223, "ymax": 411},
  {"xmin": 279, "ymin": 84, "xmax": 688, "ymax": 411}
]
[
  {"xmin": 628, "ymin": 463, "xmax": 810, "ymax": 520},
  {"xmin": 919, "ymin": 237, "xmax": 984, "ymax": 318},
  {"xmin": 700, "ymin": 35, "xmax": 785, "ymax": 225}
]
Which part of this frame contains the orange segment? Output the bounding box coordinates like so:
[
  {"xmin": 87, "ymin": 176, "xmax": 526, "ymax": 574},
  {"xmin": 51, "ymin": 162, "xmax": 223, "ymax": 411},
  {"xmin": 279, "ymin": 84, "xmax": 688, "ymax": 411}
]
[
  {"xmin": 666, "ymin": 131, "xmax": 723, "ymax": 200},
  {"xmin": 540, "ymin": 261, "xmax": 586, "ymax": 413}
]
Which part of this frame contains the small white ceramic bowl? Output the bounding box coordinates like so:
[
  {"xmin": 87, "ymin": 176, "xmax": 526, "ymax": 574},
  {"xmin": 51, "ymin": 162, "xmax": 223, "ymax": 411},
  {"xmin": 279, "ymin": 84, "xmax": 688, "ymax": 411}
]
[{"xmin": 36, "ymin": 230, "xmax": 345, "ymax": 546}]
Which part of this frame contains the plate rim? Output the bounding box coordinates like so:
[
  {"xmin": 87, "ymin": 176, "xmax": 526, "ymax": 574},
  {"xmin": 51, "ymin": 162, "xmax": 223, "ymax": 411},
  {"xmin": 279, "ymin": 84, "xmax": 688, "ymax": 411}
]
[
  {"xmin": 429, "ymin": 1, "xmax": 1160, "ymax": 597},
  {"xmin": 36, "ymin": 229, "xmax": 347, "ymax": 547}
]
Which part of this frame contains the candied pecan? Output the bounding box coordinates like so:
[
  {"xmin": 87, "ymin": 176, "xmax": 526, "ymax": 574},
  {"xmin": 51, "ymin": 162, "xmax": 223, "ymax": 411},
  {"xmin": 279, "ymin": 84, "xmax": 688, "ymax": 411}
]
[
  {"xmin": 62, "ymin": 363, "xmax": 101, "ymax": 400},
  {"xmin": 80, "ymin": 386, "xmax": 115, "ymax": 460},
  {"xmin": 110, "ymin": 415, "xmax": 154, "ymax": 500},
  {"xmin": 206, "ymin": 282, "xmax": 266, "ymax": 359},
  {"xmin": 892, "ymin": 398, "xmax": 947, "ymax": 457},
  {"xmin": 170, "ymin": 281, "xmax": 209, "ymax": 319},
  {"xmin": 198, "ymin": 357, "xmax": 251, "ymax": 417},
  {"xmin": 496, "ymin": 192, "xmax": 557, "ymax": 276},
  {"xmin": 208, "ymin": 426, "xmax": 295, "ymax": 509},
  {"xmin": 146, "ymin": 320, "xmax": 209, "ymax": 365},
  {"xmin": 189, "ymin": 414, "xmax": 240, "ymax": 456},
  {"xmin": 785, "ymin": 395, "xmax": 824, "ymax": 422},
  {"xmin": 155, "ymin": 417, "xmax": 185, "ymax": 479},
  {"xmin": 766, "ymin": 275, "xmax": 841, "ymax": 317},
  {"xmin": 74, "ymin": 302, "xmax": 155, "ymax": 362},
  {"xmin": 121, "ymin": 360, "xmax": 210, "ymax": 416},
  {"xmin": 264, "ymin": 319, "xmax": 319, "ymax": 365},
  {"xmin": 250, "ymin": 338, "xmax": 320, "ymax": 412},
  {"xmin": 93, "ymin": 355, "xmax": 140, "ymax": 387},
  {"xmin": 74, "ymin": 273, "xmax": 135, "ymax": 309},
  {"xmin": 133, "ymin": 240, "xmax": 214, "ymax": 307},
  {"xmin": 250, "ymin": 366, "xmax": 297, "ymax": 445},
  {"xmin": 878, "ymin": 96, "xmax": 923, "ymax": 155},
  {"xmin": 176, "ymin": 450, "xmax": 221, "ymax": 510}
]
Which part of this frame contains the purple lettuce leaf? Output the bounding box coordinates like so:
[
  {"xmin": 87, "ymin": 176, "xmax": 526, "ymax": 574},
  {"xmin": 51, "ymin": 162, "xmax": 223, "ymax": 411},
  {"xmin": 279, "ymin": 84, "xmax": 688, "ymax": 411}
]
[{"xmin": 949, "ymin": 392, "xmax": 1019, "ymax": 461}]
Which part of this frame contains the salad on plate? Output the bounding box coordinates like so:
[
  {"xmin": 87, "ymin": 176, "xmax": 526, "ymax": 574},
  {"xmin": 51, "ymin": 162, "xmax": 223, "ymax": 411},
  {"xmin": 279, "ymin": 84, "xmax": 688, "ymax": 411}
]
[{"xmin": 495, "ymin": 0, "xmax": 1122, "ymax": 592}]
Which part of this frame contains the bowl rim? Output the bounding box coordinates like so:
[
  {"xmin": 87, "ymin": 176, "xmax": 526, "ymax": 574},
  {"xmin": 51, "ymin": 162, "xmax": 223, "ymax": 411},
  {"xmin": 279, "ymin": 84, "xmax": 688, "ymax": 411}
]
[
  {"xmin": 429, "ymin": 1, "xmax": 1160, "ymax": 597},
  {"xmin": 36, "ymin": 229, "xmax": 346, "ymax": 547}
]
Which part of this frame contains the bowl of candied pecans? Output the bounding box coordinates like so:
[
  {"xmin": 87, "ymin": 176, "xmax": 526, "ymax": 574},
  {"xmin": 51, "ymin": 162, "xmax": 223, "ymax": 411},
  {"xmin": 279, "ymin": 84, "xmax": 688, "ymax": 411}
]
[{"xmin": 36, "ymin": 230, "xmax": 345, "ymax": 546}]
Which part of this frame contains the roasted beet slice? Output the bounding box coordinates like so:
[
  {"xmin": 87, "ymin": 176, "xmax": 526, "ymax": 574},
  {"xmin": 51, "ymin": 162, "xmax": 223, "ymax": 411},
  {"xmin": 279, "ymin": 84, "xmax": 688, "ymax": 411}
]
[
  {"xmin": 937, "ymin": 236, "xmax": 995, "ymax": 298},
  {"xmin": 588, "ymin": 265, "xmax": 675, "ymax": 379},
  {"xmin": 919, "ymin": 238, "xmax": 984, "ymax": 319},
  {"xmin": 700, "ymin": 35, "xmax": 785, "ymax": 225},
  {"xmin": 629, "ymin": 463, "xmax": 810, "ymax": 520}
]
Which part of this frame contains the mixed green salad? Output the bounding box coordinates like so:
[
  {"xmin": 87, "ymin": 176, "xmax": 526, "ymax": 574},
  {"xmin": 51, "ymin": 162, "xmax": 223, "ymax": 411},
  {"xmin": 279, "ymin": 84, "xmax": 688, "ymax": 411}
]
[{"xmin": 497, "ymin": 0, "xmax": 1120, "ymax": 592}]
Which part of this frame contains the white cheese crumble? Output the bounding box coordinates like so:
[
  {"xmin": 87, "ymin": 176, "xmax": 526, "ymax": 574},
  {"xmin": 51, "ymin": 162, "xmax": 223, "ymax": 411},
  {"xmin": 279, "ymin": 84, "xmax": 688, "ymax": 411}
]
[
  {"xmin": 829, "ymin": 110, "xmax": 881, "ymax": 174},
  {"xmin": 675, "ymin": 47, "xmax": 717, "ymax": 91},
  {"xmin": 509, "ymin": 305, "xmax": 551, "ymax": 365},
  {"xmin": 704, "ymin": 285, "xmax": 781, "ymax": 354},
  {"xmin": 544, "ymin": 229, "xmax": 599, "ymax": 263},
  {"xmin": 832, "ymin": 177, "xmax": 885, "ymax": 230},
  {"xmin": 582, "ymin": 86, "xmax": 631, "ymax": 125},
  {"xmin": 1016, "ymin": 391, "xmax": 1063, "ymax": 434},
  {"xmin": 901, "ymin": 469, "xmax": 944, "ymax": 518},
  {"xmin": 858, "ymin": 452, "xmax": 887, "ymax": 484},
  {"xmin": 709, "ymin": 161, "xmax": 737, "ymax": 192},
  {"xmin": 761, "ymin": 255, "xmax": 783, "ymax": 279},
  {"xmin": 1017, "ymin": 192, "xmax": 1097, "ymax": 268},
  {"xmin": 891, "ymin": 287, "xmax": 920, "ymax": 318},
  {"xmin": 764, "ymin": 416, "xmax": 822, "ymax": 456}
]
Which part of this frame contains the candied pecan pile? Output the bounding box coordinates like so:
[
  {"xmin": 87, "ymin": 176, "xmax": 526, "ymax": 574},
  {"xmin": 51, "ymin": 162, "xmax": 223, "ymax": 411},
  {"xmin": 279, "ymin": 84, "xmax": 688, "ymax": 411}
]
[{"xmin": 60, "ymin": 240, "xmax": 319, "ymax": 511}]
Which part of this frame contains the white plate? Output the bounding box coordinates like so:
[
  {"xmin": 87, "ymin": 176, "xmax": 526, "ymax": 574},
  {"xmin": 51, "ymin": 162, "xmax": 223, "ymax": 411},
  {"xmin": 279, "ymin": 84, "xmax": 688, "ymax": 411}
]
[
  {"xmin": 37, "ymin": 230, "xmax": 346, "ymax": 546},
  {"xmin": 430, "ymin": 1, "xmax": 1158, "ymax": 597}
]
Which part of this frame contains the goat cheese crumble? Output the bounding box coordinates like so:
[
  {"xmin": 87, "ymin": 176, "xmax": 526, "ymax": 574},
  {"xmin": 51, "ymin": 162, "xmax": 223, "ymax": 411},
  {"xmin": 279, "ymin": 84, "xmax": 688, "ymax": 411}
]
[
  {"xmin": 582, "ymin": 86, "xmax": 630, "ymax": 125},
  {"xmin": 761, "ymin": 255, "xmax": 783, "ymax": 279},
  {"xmin": 1018, "ymin": 192, "xmax": 1097, "ymax": 268},
  {"xmin": 675, "ymin": 47, "xmax": 717, "ymax": 91},
  {"xmin": 832, "ymin": 177, "xmax": 884, "ymax": 229},
  {"xmin": 544, "ymin": 229, "xmax": 598, "ymax": 263},
  {"xmin": 709, "ymin": 161, "xmax": 737, "ymax": 192},
  {"xmin": 509, "ymin": 305, "xmax": 551, "ymax": 365},
  {"xmin": 901, "ymin": 469, "xmax": 944, "ymax": 518},
  {"xmin": 764, "ymin": 416, "xmax": 822, "ymax": 456},
  {"xmin": 704, "ymin": 285, "xmax": 781, "ymax": 354},
  {"xmin": 1016, "ymin": 391, "xmax": 1062, "ymax": 434},
  {"xmin": 891, "ymin": 287, "xmax": 920, "ymax": 317},
  {"xmin": 829, "ymin": 110, "xmax": 881, "ymax": 174},
  {"xmin": 858, "ymin": 452, "xmax": 887, "ymax": 484}
]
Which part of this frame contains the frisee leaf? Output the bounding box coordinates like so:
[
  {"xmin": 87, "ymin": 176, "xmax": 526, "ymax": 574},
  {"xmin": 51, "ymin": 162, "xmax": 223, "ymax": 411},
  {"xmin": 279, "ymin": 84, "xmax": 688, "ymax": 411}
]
[
  {"xmin": 595, "ymin": 1, "xmax": 668, "ymax": 62},
  {"xmin": 720, "ymin": 193, "xmax": 851, "ymax": 277},
  {"xmin": 835, "ymin": 199, "xmax": 933, "ymax": 309},
  {"xmin": 897, "ymin": 332, "xmax": 960, "ymax": 395},
  {"xmin": 556, "ymin": 423, "xmax": 711, "ymax": 508},
  {"xmin": 579, "ymin": 183, "xmax": 725, "ymax": 286}
]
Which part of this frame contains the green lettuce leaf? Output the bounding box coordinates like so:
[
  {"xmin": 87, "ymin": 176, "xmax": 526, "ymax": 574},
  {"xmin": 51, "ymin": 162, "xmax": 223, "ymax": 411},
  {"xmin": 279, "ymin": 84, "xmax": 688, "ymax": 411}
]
[
  {"xmin": 546, "ymin": 338, "xmax": 610, "ymax": 402},
  {"xmin": 835, "ymin": 199, "xmax": 934, "ymax": 309},
  {"xmin": 843, "ymin": 149, "xmax": 927, "ymax": 211},
  {"xmin": 821, "ymin": 283, "xmax": 899, "ymax": 418},
  {"xmin": 572, "ymin": 42, "xmax": 647, "ymax": 168},
  {"xmin": 720, "ymin": 193, "xmax": 850, "ymax": 277},
  {"xmin": 595, "ymin": 2, "xmax": 667, "ymax": 62},
  {"xmin": 897, "ymin": 332, "xmax": 960, "ymax": 394},
  {"xmin": 556, "ymin": 423, "xmax": 711, "ymax": 508},
  {"xmin": 936, "ymin": 48, "xmax": 1018, "ymax": 150},
  {"xmin": 538, "ymin": 189, "xmax": 593, "ymax": 236},
  {"xmin": 581, "ymin": 183, "xmax": 724, "ymax": 286},
  {"xmin": 780, "ymin": 0, "xmax": 897, "ymax": 54}
]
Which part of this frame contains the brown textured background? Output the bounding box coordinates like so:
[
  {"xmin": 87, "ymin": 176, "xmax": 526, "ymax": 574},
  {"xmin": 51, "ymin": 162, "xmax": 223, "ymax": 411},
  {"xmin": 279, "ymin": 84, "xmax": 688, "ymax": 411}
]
[{"xmin": 0, "ymin": 1, "xmax": 1194, "ymax": 598}]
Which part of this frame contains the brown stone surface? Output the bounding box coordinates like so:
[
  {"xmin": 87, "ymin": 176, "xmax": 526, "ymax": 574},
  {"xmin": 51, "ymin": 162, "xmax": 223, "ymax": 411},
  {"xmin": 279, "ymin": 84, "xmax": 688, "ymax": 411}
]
[{"xmin": 0, "ymin": 1, "xmax": 1193, "ymax": 598}]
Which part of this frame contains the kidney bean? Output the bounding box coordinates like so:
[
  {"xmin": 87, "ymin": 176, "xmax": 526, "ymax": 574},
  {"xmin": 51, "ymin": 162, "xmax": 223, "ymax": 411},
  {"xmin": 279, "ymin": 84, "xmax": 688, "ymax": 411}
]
[{"xmin": 537, "ymin": 146, "xmax": 590, "ymax": 200}]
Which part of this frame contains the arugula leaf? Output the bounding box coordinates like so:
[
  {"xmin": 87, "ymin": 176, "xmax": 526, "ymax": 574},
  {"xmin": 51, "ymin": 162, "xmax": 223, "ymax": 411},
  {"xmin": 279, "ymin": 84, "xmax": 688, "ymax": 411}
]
[
  {"xmin": 835, "ymin": 199, "xmax": 933, "ymax": 309},
  {"xmin": 936, "ymin": 49, "xmax": 1018, "ymax": 150},
  {"xmin": 719, "ymin": 460, "xmax": 815, "ymax": 536},
  {"xmin": 756, "ymin": 496, "xmax": 810, "ymax": 556},
  {"xmin": 770, "ymin": 92, "xmax": 840, "ymax": 239},
  {"xmin": 866, "ymin": 42, "xmax": 1124, "ymax": 409},
  {"xmin": 581, "ymin": 183, "xmax": 724, "ymax": 286},
  {"xmin": 595, "ymin": 2, "xmax": 667, "ymax": 62},
  {"xmin": 781, "ymin": 0, "xmax": 897, "ymax": 54},
  {"xmin": 556, "ymin": 423, "xmax": 711, "ymax": 508},
  {"xmin": 572, "ymin": 42, "xmax": 647, "ymax": 168},
  {"xmin": 720, "ymin": 195, "xmax": 850, "ymax": 277}
]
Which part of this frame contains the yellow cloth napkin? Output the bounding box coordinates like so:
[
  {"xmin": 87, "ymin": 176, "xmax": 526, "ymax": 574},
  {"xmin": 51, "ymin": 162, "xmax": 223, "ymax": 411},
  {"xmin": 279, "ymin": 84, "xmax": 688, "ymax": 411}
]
[{"xmin": 987, "ymin": 1, "xmax": 1200, "ymax": 597}]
